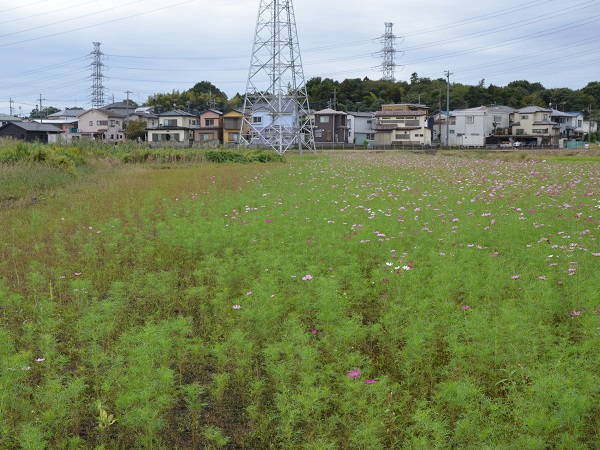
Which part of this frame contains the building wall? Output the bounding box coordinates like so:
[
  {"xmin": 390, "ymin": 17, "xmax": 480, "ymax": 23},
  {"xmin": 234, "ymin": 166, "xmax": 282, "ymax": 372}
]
[{"xmin": 78, "ymin": 110, "xmax": 124, "ymax": 141}]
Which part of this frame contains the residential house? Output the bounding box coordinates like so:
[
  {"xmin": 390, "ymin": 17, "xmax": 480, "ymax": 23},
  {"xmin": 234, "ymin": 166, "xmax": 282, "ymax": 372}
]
[
  {"xmin": 0, "ymin": 121, "xmax": 63, "ymax": 143},
  {"xmin": 146, "ymin": 109, "xmax": 199, "ymax": 145},
  {"xmin": 374, "ymin": 104, "xmax": 432, "ymax": 146},
  {"xmin": 223, "ymin": 110, "xmax": 243, "ymax": 144},
  {"xmin": 511, "ymin": 106, "xmax": 560, "ymax": 147},
  {"xmin": 346, "ymin": 111, "xmax": 375, "ymax": 145},
  {"xmin": 47, "ymin": 108, "xmax": 85, "ymax": 121},
  {"xmin": 104, "ymin": 102, "xmax": 138, "ymax": 117},
  {"xmin": 446, "ymin": 105, "xmax": 514, "ymax": 147},
  {"xmin": 583, "ymin": 118, "xmax": 598, "ymax": 137},
  {"xmin": 197, "ymin": 109, "xmax": 223, "ymax": 143},
  {"xmin": 313, "ymin": 108, "xmax": 349, "ymax": 144},
  {"xmin": 0, "ymin": 113, "xmax": 22, "ymax": 127},
  {"xmin": 551, "ymin": 110, "xmax": 584, "ymax": 140},
  {"xmin": 243, "ymin": 100, "xmax": 301, "ymax": 147},
  {"xmin": 33, "ymin": 119, "xmax": 78, "ymax": 143},
  {"xmin": 77, "ymin": 109, "xmax": 125, "ymax": 142},
  {"xmin": 125, "ymin": 107, "xmax": 160, "ymax": 138}
]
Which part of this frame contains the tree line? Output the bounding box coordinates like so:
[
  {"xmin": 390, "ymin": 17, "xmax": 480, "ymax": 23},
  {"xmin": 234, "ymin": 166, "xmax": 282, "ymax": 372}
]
[
  {"xmin": 31, "ymin": 77, "xmax": 600, "ymax": 121},
  {"xmin": 145, "ymin": 76, "xmax": 600, "ymax": 119}
]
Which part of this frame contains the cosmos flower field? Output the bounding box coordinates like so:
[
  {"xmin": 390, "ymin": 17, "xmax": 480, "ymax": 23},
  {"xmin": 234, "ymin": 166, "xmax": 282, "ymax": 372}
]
[{"xmin": 1, "ymin": 152, "xmax": 599, "ymax": 449}]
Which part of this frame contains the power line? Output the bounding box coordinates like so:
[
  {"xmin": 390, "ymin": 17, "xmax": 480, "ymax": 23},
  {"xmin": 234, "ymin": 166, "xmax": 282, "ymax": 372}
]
[
  {"xmin": 0, "ymin": 0, "xmax": 102, "ymax": 26},
  {"xmin": 0, "ymin": 0, "xmax": 197, "ymax": 47},
  {"xmin": 0, "ymin": 0, "xmax": 52, "ymax": 14}
]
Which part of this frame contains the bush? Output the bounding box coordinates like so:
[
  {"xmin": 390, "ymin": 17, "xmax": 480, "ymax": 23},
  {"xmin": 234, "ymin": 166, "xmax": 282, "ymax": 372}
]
[{"xmin": 205, "ymin": 149, "xmax": 285, "ymax": 163}]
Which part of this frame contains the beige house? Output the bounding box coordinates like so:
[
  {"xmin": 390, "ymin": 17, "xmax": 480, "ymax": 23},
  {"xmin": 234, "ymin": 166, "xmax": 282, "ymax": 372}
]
[
  {"xmin": 374, "ymin": 104, "xmax": 432, "ymax": 146},
  {"xmin": 146, "ymin": 109, "xmax": 199, "ymax": 145},
  {"xmin": 77, "ymin": 109, "xmax": 125, "ymax": 142},
  {"xmin": 223, "ymin": 110, "xmax": 243, "ymax": 144},
  {"xmin": 197, "ymin": 109, "xmax": 223, "ymax": 143},
  {"xmin": 511, "ymin": 106, "xmax": 560, "ymax": 146}
]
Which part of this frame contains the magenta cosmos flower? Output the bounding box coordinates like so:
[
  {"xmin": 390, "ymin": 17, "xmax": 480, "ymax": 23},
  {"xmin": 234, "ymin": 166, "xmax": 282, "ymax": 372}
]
[{"xmin": 347, "ymin": 368, "xmax": 361, "ymax": 379}]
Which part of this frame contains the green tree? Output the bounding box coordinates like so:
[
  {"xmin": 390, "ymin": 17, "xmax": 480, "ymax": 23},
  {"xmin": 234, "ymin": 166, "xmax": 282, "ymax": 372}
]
[
  {"xmin": 125, "ymin": 120, "xmax": 148, "ymax": 141},
  {"xmin": 29, "ymin": 106, "xmax": 60, "ymax": 119}
]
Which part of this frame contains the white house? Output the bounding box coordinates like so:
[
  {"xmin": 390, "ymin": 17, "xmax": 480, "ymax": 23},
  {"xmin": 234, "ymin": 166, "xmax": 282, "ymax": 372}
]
[
  {"xmin": 76, "ymin": 109, "xmax": 125, "ymax": 142},
  {"xmin": 445, "ymin": 106, "xmax": 514, "ymax": 147},
  {"xmin": 347, "ymin": 111, "xmax": 375, "ymax": 145}
]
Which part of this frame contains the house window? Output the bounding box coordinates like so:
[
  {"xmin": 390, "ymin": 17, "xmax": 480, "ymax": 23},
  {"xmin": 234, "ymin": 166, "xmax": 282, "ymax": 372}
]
[
  {"xmin": 543, "ymin": 114, "xmax": 548, "ymax": 120},
  {"xmin": 521, "ymin": 115, "xmax": 529, "ymax": 120},
  {"xmin": 164, "ymin": 119, "xmax": 177, "ymax": 127},
  {"xmin": 97, "ymin": 120, "xmax": 108, "ymax": 126},
  {"xmin": 230, "ymin": 133, "xmax": 240, "ymax": 142},
  {"xmin": 205, "ymin": 118, "xmax": 215, "ymax": 126},
  {"xmin": 110, "ymin": 120, "xmax": 116, "ymax": 127},
  {"xmin": 315, "ymin": 130, "xmax": 323, "ymax": 138},
  {"xmin": 252, "ymin": 116, "xmax": 262, "ymax": 124},
  {"xmin": 466, "ymin": 116, "xmax": 475, "ymax": 124},
  {"xmin": 449, "ymin": 130, "xmax": 455, "ymax": 134},
  {"xmin": 395, "ymin": 133, "xmax": 410, "ymax": 140},
  {"xmin": 320, "ymin": 116, "xmax": 330, "ymax": 124},
  {"xmin": 366, "ymin": 133, "xmax": 374, "ymax": 140},
  {"xmin": 578, "ymin": 120, "xmax": 583, "ymax": 127},
  {"xmin": 493, "ymin": 116, "xmax": 502, "ymax": 123},
  {"xmin": 89, "ymin": 121, "xmax": 93, "ymax": 126}
]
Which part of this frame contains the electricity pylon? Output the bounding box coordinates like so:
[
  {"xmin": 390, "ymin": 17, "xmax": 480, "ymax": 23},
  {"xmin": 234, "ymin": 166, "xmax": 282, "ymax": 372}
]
[
  {"xmin": 381, "ymin": 23, "xmax": 396, "ymax": 82},
  {"xmin": 89, "ymin": 42, "xmax": 106, "ymax": 108},
  {"xmin": 240, "ymin": 0, "xmax": 316, "ymax": 154}
]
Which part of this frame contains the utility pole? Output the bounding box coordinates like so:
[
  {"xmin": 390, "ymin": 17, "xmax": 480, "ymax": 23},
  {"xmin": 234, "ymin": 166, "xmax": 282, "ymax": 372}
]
[
  {"xmin": 125, "ymin": 90, "xmax": 132, "ymax": 129},
  {"xmin": 39, "ymin": 94, "xmax": 45, "ymax": 123},
  {"xmin": 333, "ymin": 88, "xmax": 337, "ymax": 111},
  {"xmin": 445, "ymin": 70, "xmax": 452, "ymax": 146},
  {"xmin": 9, "ymin": 98, "xmax": 14, "ymax": 117},
  {"xmin": 438, "ymin": 88, "xmax": 442, "ymax": 144}
]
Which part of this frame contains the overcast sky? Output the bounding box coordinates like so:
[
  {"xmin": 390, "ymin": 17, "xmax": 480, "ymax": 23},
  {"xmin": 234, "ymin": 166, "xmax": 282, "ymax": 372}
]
[{"xmin": 1, "ymin": 0, "xmax": 599, "ymax": 116}]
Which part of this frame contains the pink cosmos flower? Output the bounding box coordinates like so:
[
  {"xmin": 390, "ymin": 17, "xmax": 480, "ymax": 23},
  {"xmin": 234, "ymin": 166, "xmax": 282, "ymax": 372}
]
[
  {"xmin": 462, "ymin": 305, "xmax": 470, "ymax": 310},
  {"xmin": 512, "ymin": 275, "xmax": 520, "ymax": 279},
  {"xmin": 592, "ymin": 253, "xmax": 600, "ymax": 257},
  {"xmin": 570, "ymin": 310, "xmax": 581, "ymax": 317},
  {"xmin": 302, "ymin": 274, "xmax": 313, "ymax": 281},
  {"xmin": 365, "ymin": 379, "xmax": 377, "ymax": 385},
  {"xmin": 347, "ymin": 368, "xmax": 361, "ymax": 379},
  {"xmin": 232, "ymin": 305, "xmax": 241, "ymax": 310},
  {"xmin": 311, "ymin": 329, "xmax": 318, "ymax": 334},
  {"xmin": 35, "ymin": 358, "xmax": 45, "ymax": 362}
]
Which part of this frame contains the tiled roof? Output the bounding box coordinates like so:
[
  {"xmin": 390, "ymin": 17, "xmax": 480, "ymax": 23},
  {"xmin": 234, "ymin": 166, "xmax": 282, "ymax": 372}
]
[
  {"xmin": 375, "ymin": 110, "xmax": 425, "ymax": 117},
  {"xmin": 7, "ymin": 122, "xmax": 63, "ymax": 132},
  {"xmin": 158, "ymin": 109, "xmax": 197, "ymax": 117}
]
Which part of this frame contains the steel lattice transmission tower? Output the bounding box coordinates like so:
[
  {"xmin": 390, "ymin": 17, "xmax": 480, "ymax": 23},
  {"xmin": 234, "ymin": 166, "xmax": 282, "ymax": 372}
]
[
  {"xmin": 240, "ymin": 0, "xmax": 316, "ymax": 154},
  {"xmin": 381, "ymin": 23, "xmax": 397, "ymax": 82},
  {"xmin": 89, "ymin": 42, "xmax": 106, "ymax": 108}
]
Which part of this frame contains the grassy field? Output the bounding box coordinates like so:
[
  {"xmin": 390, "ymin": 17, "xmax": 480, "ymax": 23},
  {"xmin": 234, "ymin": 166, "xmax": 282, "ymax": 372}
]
[{"xmin": 1, "ymin": 145, "xmax": 599, "ymax": 449}]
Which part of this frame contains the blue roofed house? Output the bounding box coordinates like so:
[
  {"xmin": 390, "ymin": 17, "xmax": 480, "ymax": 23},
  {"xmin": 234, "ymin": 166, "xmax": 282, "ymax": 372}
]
[{"xmin": 242, "ymin": 100, "xmax": 298, "ymax": 147}]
